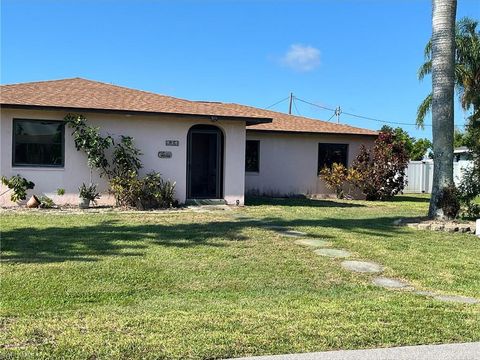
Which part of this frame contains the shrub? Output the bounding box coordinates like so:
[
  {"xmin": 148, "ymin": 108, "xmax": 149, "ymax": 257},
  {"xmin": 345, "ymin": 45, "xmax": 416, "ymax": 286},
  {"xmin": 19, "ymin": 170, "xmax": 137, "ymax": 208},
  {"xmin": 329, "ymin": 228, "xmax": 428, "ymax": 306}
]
[
  {"xmin": 111, "ymin": 136, "xmax": 143, "ymax": 178},
  {"xmin": 66, "ymin": 113, "xmax": 177, "ymax": 209},
  {"xmin": 110, "ymin": 171, "xmax": 176, "ymax": 209},
  {"xmin": 457, "ymin": 165, "xmax": 480, "ymax": 218},
  {"xmin": 110, "ymin": 171, "xmax": 140, "ymax": 207},
  {"xmin": 56, "ymin": 188, "xmax": 65, "ymax": 196},
  {"xmin": 155, "ymin": 174, "xmax": 178, "ymax": 209},
  {"xmin": 79, "ymin": 183, "xmax": 101, "ymax": 204},
  {"xmin": 351, "ymin": 130, "xmax": 409, "ymax": 200},
  {"xmin": 1, "ymin": 175, "xmax": 35, "ymax": 202},
  {"xmin": 320, "ymin": 163, "xmax": 349, "ymax": 199},
  {"xmin": 437, "ymin": 184, "xmax": 461, "ymax": 219},
  {"xmin": 38, "ymin": 196, "xmax": 55, "ymax": 209}
]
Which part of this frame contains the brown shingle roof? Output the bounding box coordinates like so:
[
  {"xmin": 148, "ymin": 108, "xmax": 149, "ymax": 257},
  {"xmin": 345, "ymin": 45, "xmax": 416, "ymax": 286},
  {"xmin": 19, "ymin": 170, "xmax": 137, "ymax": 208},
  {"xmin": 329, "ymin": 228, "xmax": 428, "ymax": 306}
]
[
  {"xmin": 0, "ymin": 78, "xmax": 377, "ymax": 136},
  {"xmin": 217, "ymin": 103, "xmax": 378, "ymax": 136}
]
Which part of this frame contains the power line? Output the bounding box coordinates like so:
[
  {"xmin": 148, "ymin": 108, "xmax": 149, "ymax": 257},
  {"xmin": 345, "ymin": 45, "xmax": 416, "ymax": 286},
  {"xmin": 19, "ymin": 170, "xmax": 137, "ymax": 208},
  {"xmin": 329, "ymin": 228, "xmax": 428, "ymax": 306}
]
[
  {"xmin": 265, "ymin": 96, "xmax": 290, "ymax": 110},
  {"xmin": 294, "ymin": 97, "xmax": 337, "ymax": 112},
  {"xmin": 295, "ymin": 95, "xmax": 466, "ymax": 128},
  {"xmin": 341, "ymin": 110, "xmax": 432, "ymax": 127},
  {"xmin": 270, "ymin": 94, "xmax": 466, "ymax": 128},
  {"xmin": 293, "ymin": 97, "xmax": 302, "ymax": 116},
  {"xmin": 341, "ymin": 110, "xmax": 466, "ymax": 128}
]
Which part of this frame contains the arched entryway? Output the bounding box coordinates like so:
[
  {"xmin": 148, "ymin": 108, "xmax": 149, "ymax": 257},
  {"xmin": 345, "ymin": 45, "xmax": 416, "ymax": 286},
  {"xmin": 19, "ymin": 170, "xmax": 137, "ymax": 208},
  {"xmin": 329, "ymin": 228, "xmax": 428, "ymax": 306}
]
[{"xmin": 187, "ymin": 124, "xmax": 224, "ymax": 199}]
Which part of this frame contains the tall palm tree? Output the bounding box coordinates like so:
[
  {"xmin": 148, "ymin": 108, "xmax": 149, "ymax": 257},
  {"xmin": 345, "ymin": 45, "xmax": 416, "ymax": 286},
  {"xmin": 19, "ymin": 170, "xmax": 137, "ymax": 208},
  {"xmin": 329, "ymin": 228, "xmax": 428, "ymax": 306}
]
[
  {"xmin": 417, "ymin": 17, "xmax": 480, "ymax": 125},
  {"xmin": 428, "ymin": 0, "xmax": 457, "ymax": 219}
]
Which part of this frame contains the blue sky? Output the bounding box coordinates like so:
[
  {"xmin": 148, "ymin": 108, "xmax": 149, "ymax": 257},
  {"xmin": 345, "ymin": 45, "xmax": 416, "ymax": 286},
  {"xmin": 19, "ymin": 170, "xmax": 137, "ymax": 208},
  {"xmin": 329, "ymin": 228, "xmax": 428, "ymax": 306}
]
[{"xmin": 1, "ymin": 0, "xmax": 479, "ymax": 139}]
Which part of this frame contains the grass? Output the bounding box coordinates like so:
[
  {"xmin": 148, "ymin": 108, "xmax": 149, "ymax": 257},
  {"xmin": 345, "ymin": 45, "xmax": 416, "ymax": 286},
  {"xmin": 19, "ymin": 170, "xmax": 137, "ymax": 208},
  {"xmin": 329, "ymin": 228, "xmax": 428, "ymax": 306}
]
[{"xmin": 1, "ymin": 195, "xmax": 479, "ymax": 359}]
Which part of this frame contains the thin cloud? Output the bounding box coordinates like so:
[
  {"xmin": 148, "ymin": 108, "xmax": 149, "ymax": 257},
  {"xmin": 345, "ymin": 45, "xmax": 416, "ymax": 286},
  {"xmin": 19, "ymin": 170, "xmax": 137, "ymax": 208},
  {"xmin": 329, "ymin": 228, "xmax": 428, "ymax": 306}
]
[{"xmin": 281, "ymin": 44, "xmax": 321, "ymax": 72}]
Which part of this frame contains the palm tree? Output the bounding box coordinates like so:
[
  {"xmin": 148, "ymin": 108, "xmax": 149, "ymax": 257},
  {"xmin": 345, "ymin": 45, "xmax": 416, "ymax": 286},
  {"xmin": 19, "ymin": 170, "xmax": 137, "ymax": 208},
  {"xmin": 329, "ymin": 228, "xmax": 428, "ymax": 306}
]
[
  {"xmin": 428, "ymin": 0, "xmax": 457, "ymax": 219},
  {"xmin": 417, "ymin": 17, "xmax": 480, "ymax": 125}
]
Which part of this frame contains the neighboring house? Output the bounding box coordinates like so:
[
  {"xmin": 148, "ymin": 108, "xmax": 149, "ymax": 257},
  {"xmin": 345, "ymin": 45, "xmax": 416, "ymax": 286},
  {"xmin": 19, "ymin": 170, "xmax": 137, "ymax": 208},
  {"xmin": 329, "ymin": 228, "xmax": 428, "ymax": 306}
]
[
  {"xmin": 405, "ymin": 147, "xmax": 474, "ymax": 194},
  {"xmin": 0, "ymin": 78, "xmax": 377, "ymax": 206},
  {"xmin": 454, "ymin": 146, "xmax": 472, "ymax": 162}
]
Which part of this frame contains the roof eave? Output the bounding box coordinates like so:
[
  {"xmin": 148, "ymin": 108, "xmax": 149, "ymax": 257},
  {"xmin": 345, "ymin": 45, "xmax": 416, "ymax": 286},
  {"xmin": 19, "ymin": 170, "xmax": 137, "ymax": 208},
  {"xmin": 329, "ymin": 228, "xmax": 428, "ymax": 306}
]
[
  {"xmin": 246, "ymin": 128, "xmax": 378, "ymax": 137},
  {"xmin": 0, "ymin": 104, "xmax": 273, "ymax": 125}
]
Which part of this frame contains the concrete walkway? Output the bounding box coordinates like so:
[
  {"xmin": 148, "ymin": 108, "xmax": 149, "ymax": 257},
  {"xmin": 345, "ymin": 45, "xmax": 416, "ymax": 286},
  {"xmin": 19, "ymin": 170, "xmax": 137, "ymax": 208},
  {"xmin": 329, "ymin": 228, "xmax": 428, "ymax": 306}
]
[{"xmin": 230, "ymin": 342, "xmax": 480, "ymax": 360}]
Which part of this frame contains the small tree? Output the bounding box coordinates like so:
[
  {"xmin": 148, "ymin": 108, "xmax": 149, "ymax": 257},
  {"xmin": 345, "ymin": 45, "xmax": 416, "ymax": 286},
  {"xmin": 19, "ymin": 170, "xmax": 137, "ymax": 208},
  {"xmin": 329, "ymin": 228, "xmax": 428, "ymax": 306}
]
[
  {"xmin": 66, "ymin": 114, "xmax": 113, "ymax": 176},
  {"xmin": 411, "ymin": 138, "xmax": 433, "ymax": 161},
  {"xmin": 65, "ymin": 113, "xmax": 177, "ymax": 209},
  {"xmin": 352, "ymin": 130, "xmax": 410, "ymax": 200},
  {"xmin": 380, "ymin": 125, "xmax": 432, "ymax": 160},
  {"xmin": 1, "ymin": 175, "xmax": 35, "ymax": 202}
]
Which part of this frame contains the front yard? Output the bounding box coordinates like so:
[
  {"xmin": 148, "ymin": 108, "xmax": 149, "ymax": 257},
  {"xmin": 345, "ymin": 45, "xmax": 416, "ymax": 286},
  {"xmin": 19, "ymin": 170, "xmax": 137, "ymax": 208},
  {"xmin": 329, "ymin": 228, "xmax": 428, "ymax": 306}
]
[{"xmin": 1, "ymin": 195, "xmax": 479, "ymax": 359}]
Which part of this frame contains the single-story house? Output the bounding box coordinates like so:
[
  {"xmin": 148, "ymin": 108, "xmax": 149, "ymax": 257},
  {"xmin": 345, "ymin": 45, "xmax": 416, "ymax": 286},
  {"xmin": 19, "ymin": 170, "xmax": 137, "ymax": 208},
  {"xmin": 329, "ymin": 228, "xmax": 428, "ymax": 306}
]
[
  {"xmin": 454, "ymin": 146, "xmax": 472, "ymax": 162},
  {"xmin": 0, "ymin": 78, "xmax": 377, "ymax": 206}
]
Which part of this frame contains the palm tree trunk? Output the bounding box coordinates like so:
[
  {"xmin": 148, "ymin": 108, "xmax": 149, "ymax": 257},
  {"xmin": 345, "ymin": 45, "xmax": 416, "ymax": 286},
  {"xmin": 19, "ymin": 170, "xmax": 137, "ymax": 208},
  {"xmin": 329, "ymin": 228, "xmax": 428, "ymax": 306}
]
[{"xmin": 429, "ymin": 0, "xmax": 457, "ymax": 219}]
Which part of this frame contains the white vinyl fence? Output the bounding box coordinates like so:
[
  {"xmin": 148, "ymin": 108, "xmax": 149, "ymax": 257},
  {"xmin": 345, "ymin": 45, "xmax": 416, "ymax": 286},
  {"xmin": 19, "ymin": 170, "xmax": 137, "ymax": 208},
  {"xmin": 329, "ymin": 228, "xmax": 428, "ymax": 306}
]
[{"xmin": 404, "ymin": 160, "xmax": 473, "ymax": 194}]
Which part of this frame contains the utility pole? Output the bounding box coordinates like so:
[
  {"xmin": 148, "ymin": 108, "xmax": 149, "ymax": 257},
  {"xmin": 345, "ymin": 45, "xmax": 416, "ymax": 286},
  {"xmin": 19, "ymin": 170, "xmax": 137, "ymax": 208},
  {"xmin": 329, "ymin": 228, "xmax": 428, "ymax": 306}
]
[
  {"xmin": 335, "ymin": 106, "xmax": 342, "ymax": 124},
  {"xmin": 288, "ymin": 92, "xmax": 293, "ymax": 115}
]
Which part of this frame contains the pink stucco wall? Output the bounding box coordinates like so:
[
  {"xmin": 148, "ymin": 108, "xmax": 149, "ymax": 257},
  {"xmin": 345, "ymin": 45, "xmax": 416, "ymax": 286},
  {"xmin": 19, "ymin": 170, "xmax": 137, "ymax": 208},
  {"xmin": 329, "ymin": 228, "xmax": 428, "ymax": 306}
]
[
  {"xmin": 0, "ymin": 109, "xmax": 246, "ymax": 207},
  {"xmin": 245, "ymin": 131, "xmax": 375, "ymax": 197}
]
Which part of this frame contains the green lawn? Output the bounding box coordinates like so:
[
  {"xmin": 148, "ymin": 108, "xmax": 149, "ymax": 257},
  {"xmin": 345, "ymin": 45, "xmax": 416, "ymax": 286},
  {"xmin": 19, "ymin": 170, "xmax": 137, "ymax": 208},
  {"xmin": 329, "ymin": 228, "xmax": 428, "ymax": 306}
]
[{"xmin": 1, "ymin": 195, "xmax": 479, "ymax": 359}]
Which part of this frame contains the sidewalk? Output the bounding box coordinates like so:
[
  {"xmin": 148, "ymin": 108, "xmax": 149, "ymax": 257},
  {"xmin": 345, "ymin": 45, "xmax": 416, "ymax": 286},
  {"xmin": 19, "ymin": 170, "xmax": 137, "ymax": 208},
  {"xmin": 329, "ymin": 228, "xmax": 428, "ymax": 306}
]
[{"xmin": 230, "ymin": 342, "xmax": 480, "ymax": 360}]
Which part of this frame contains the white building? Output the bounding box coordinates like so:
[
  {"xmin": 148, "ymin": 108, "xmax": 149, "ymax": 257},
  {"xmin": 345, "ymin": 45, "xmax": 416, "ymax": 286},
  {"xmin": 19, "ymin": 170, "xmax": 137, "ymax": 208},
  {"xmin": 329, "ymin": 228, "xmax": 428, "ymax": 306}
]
[{"xmin": 1, "ymin": 78, "xmax": 377, "ymax": 206}]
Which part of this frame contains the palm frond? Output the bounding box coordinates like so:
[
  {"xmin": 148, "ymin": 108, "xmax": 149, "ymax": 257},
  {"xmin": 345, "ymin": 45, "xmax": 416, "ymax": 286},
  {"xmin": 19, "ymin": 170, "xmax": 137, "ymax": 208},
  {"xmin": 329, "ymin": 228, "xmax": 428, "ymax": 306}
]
[
  {"xmin": 418, "ymin": 61, "xmax": 432, "ymax": 80},
  {"xmin": 416, "ymin": 93, "xmax": 432, "ymax": 128},
  {"xmin": 423, "ymin": 39, "xmax": 432, "ymax": 60}
]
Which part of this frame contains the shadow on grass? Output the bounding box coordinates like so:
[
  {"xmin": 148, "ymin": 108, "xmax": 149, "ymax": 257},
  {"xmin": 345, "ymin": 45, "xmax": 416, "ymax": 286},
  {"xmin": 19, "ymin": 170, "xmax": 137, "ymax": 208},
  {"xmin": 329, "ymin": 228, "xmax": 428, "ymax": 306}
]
[
  {"xmin": 391, "ymin": 195, "xmax": 430, "ymax": 203},
  {"xmin": 245, "ymin": 197, "xmax": 365, "ymax": 208},
  {"xmin": 1, "ymin": 212, "xmax": 410, "ymax": 264}
]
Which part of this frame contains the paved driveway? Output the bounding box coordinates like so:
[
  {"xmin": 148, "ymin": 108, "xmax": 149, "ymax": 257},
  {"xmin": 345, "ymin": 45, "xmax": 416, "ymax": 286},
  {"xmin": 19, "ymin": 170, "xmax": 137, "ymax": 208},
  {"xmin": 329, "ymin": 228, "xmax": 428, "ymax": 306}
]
[{"xmin": 230, "ymin": 342, "xmax": 480, "ymax": 360}]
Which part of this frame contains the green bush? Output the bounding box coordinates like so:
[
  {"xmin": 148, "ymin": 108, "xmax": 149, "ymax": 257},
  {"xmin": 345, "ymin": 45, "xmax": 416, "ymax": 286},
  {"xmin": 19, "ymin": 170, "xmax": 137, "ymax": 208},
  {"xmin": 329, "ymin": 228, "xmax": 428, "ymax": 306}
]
[
  {"xmin": 111, "ymin": 136, "xmax": 143, "ymax": 178},
  {"xmin": 437, "ymin": 185, "xmax": 461, "ymax": 219},
  {"xmin": 66, "ymin": 113, "xmax": 177, "ymax": 209},
  {"xmin": 458, "ymin": 166, "xmax": 480, "ymax": 218},
  {"xmin": 109, "ymin": 171, "xmax": 140, "ymax": 208},
  {"xmin": 38, "ymin": 196, "xmax": 55, "ymax": 209},
  {"xmin": 79, "ymin": 183, "xmax": 101, "ymax": 204},
  {"xmin": 110, "ymin": 171, "xmax": 176, "ymax": 210}
]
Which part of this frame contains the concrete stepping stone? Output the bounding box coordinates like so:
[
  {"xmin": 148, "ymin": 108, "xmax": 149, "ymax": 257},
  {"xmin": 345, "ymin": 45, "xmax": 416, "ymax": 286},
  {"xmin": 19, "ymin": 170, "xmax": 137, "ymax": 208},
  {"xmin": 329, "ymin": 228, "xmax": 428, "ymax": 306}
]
[
  {"xmin": 314, "ymin": 248, "xmax": 351, "ymax": 258},
  {"xmin": 279, "ymin": 230, "xmax": 307, "ymax": 238},
  {"xmin": 433, "ymin": 294, "xmax": 479, "ymax": 304},
  {"xmin": 295, "ymin": 239, "xmax": 330, "ymax": 247},
  {"xmin": 372, "ymin": 277, "xmax": 411, "ymax": 289},
  {"xmin": 341, "ymin": 260, "xmax": 383, "ymax": 273}
]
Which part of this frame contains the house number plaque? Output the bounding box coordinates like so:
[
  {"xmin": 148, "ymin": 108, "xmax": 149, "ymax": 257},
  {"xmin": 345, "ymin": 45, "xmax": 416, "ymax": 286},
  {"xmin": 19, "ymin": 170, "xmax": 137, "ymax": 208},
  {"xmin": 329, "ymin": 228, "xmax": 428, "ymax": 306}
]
[
  {"xmin": 166, "ymin": 140, "xmax": 179, "ymax": 146},
  {"xmin": 158, "ymin": 151, "xmax": 172, "ymax": 159}
]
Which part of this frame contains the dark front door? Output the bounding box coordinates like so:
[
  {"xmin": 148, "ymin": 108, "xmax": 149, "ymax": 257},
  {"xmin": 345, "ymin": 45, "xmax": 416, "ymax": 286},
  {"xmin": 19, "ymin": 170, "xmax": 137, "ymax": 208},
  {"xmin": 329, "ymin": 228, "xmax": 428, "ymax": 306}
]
[{"xmin": 187, "ymin": 125, "xmax": 223, "ymax": 199}]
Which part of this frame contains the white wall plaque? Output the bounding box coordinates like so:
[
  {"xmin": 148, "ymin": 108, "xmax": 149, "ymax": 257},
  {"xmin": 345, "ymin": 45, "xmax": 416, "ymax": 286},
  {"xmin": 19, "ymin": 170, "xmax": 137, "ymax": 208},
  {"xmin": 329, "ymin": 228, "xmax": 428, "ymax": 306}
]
[{"xmin": 158, "ymin": 151, "xmax": 172, "ymax": 159}]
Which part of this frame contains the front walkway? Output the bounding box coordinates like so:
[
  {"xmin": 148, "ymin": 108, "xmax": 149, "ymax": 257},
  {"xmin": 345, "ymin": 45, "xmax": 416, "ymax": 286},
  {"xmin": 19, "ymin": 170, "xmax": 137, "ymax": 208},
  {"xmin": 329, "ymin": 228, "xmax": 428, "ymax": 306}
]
[{"xmin": 230, "ymin": 342, "xmax": 480, "ymax": 360}]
